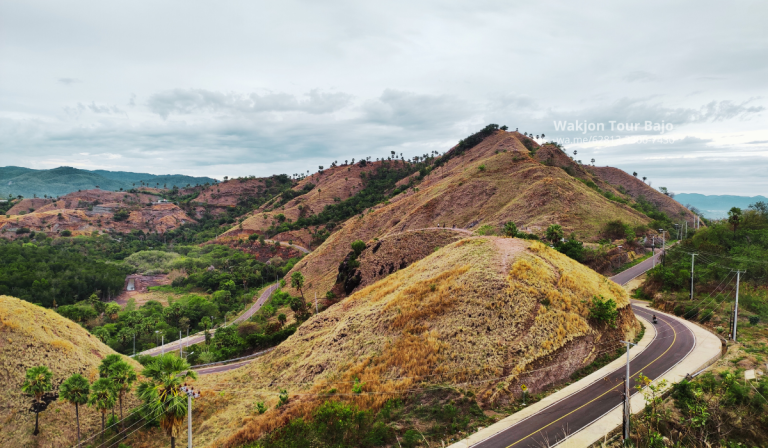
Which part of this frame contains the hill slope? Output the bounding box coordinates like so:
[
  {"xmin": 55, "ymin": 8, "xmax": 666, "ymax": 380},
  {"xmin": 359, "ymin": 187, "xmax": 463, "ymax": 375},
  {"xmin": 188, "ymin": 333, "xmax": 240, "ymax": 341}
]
[
  {"xmin": 285, "ymin": 130, "xmax": 651, "ymax": 299},
  {"xmin": 0, "ymin": 295, "xmax": 141, "ymax": 447},
  {"xmin": 590, "ymin": 166, "xmax": 697, "ymax": 223},
  {"xmin": 182, "ymin": 237, "xmax": 637, "ymax": 447},
  {"xmin": 0, "ymin": 189, "xmax": 195, "ymax": 239}
]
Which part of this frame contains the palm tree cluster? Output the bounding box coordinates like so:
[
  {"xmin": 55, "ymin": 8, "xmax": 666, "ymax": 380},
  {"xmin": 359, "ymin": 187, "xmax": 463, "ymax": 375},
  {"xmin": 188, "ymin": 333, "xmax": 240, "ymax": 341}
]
[{"xmin": 23, "ymin": 354, "xmax": 138, "ymax": 447}]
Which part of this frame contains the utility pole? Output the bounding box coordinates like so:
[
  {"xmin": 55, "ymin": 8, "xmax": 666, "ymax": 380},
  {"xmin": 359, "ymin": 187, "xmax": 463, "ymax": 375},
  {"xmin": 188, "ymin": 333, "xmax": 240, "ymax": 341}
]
[
  {"xmin": 652, "ymin": 237, "xmax": 656, "ymax": 267},
  {"xmin": 180, "ymin": 330, "xmax": 183, "ymax": 357},
  {"xmin": 181, "ymin": 385, "xmax": 201, "ymax": 448},
  {"xmin": 658, "ymin": 229, "xmax": 666, "ymax": 266},
  {"xmin": 621, "ymin": 340, "xmax": 637, "ymax": 443},
  {"xmin": 733, "ymin": 270, "xmax": 745, "ymax": 342},
  {"xmin": 690, "ymin": 253, "xmax": 697, "ymax": 301}
]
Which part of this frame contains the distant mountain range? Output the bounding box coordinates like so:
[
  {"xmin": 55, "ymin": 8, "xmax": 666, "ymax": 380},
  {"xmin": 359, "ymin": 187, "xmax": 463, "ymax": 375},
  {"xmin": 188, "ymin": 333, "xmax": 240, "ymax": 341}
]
[
  {"xmin": 0, "ymin": 166, "xmax": 216, "ymax": 198},
  {"xmin": 674, "ymin": 193, "xmax": 768, "ymax": 219}
]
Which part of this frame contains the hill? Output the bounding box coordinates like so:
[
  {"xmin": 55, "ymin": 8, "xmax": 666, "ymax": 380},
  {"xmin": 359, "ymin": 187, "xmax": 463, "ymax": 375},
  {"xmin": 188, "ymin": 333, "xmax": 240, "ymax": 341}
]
[
  {"xmin": 283, "ymin": 130, "xmax": 652, "ymax": 300},
  {"xmin": 674, "ymin": 193, "xmax": 768, "ymax": 219},
  {"xmin": 219, "ymin": 162, "xmax": 386, "ymax": 248},
  {"xmin": 0, "ymin": 166, "xmax": 215, "ymax": 199},
  {"xmin": 0, "ymin": 295, "xmax": 142, "ymax": 447},
  {"xmin": 0, "ymin": 189, "xmax": 195, "ymax": 239},
  {"xmin": 590, "ymin": 166, "xmax": 697, "ymax": 223},
  {"xmin": 178, "ymin": 237, "xmax": 637, "ymax": 447}
]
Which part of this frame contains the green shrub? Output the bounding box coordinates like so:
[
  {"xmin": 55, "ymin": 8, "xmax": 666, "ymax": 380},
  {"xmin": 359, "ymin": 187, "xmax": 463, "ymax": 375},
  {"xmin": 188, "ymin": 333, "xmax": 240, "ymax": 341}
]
[
  {"xmin": 588, "ymin": 295, "xmax": 618, "ymax": 328},
  {"xmin": 476, "ymin": 224, "xmax": 496, "ymax": 236},
  {"xmin": 503, "ymin": 221, "xmax": 518, "ymax": 237},
  {"xmin": 749, "ymin": 316, "xmax": 760, "ymax": 325}
]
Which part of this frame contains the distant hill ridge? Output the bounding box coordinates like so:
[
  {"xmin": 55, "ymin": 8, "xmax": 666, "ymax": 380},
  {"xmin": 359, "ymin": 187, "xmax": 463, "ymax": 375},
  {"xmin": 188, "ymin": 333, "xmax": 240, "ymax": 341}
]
[
  {"xmin": 0, "ymin": 165, "xmax": 216, "ymax": 198},
  {"xmin": 674, "ymin": 193, "xmax": 768, "ymax": 219}
]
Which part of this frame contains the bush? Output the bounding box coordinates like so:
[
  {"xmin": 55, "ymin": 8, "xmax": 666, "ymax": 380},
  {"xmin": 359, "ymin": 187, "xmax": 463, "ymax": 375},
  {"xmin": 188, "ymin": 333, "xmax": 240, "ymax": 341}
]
[
  {"xmin": 113, "ymin": 208, "xmax": 130, "ymax": 221},
  {"xmin": 545, "ymin": 224, "xmax": 563, "ymax": 242},
  {"xmin": 750, "ymin": 316, "xmax": 760, "ymax": 325},
  {"xmin": 503, "ymin": 221, "xmax": 518, "ymax": 237},
  {"xmin": 351, "ymin": 240, "xmax": 366, "ymax": 256},
  {"xmin": 476, "ymin": 224, "xmax": 496, "ymax": 236},
  {"xmin": 588, "ymin": 295, "xmax": 618, "ymax": 328},
  {"xmin": 60, "ymin": 230, "xmax": 72, "ymax": 236}
]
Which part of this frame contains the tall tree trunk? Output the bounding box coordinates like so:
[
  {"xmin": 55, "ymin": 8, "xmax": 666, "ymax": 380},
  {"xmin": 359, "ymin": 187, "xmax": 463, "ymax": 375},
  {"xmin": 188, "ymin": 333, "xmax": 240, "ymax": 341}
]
[
  {"xmin": 33, "ymin": 411, "xmax": 39, "ymax": 435},
  {"xmin": 101, "ymin": 412, "xmax": 106, "ymax": 443},
  {"xmin": 75, "ymin": 403, "xmax": 81, "ymax": 447},
  {"xmin": 171, "ymin": 435, "xmax": 176, "ymax": 448}
]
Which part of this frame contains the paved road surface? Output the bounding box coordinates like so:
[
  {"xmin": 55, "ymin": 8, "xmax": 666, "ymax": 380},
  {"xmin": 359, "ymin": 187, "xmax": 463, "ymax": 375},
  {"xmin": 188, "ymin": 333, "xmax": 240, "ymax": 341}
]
[
  {"xmin": 609, "ymin": 249, "xmax": 661, "ymax": 286},
  {"xmin": 140, "ymin": 283, "xmax": 278, "ymax": 356},
  {"xmin": 473, "ymin": 306, "xmax": 694, "ymax": 448}
]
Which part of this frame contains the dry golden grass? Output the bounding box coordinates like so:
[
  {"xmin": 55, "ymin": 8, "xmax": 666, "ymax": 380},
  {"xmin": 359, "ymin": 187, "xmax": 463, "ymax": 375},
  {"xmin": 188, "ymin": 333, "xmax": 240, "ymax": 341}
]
[
  {"xmin": 283, "ymin": 130, "xmax": 650, "ymax": 301},
  {"xmin": 0, "ymin": 295, "xmax": 142, "ymax": 447},
  {"xmin": 132, "ymin": 237, "xmax": 635, "ymax": 448}
]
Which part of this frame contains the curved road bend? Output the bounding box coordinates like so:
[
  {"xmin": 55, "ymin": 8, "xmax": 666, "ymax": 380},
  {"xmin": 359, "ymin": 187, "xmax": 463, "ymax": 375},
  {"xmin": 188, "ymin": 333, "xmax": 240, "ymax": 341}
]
[
  {"xmin": 609, "ymin": 249, "xmax": 662, "ymax": 286},
  {"xmin": 139, "ymin": 283, "xmax": 278, "ymax": 356},
  {"xmin": 473, "ymin": 306, "xmax": 694, "ymax": 448}
]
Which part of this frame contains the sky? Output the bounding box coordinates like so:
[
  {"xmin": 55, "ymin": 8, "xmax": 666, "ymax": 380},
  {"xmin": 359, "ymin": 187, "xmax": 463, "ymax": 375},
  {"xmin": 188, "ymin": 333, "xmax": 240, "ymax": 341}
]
[{"xmin": 1, "ymin": 0, "xmax": 767, "ymax": 195}]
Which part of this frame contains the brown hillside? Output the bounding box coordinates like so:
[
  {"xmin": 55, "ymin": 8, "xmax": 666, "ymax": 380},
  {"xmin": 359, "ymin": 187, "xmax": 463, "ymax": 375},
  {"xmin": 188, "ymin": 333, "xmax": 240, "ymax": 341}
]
[
  {"xmin": 0, "ymin": 189, "xmax": 195, "ymax": 239},
  {"xmin": 172, "ymin": 237, "xmax": 636, "ymax": 447},
  {"xmin": 0, "ymin": 295, "xmax": 142, "ymax": 447},
  {"xmin": 284, "ymin": 130, "xmax": 650, "ymax": 300},
  {"xmin": 590, "ymin": 166, "xmax": 697, "ymax": 223},
  {"xmin": 330, "ymin": 228, "xmax": 469, "ymax": 299},
  {"xmin": 192, "ymin": 177, "xmax": 267, "ymax": 207},
  {"xmin": 222, "ymin": 162, "xmax": 385, "ymax": 241},
  {"xmin": 5, "ymin": 198, "xmax": 51, "ymax": 215}
]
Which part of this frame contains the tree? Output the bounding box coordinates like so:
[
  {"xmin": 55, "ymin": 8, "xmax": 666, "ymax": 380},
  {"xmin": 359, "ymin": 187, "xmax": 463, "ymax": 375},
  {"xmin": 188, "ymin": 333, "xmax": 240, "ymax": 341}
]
[
  {"xmin": 728, "ymin": 207, "xmax": 742, "ymax": 235},
  {"xmin": 503, "ymin": 221, "xmax": 518, "ymax": 237},
  {"xmin": 546, "ymin": 224, "xmax": 564, "ymax": 242},
  {"xmin": 643, "ymin": 176, "xmax": 647, "ymax": 183},
  {"xmin": 105, "ymin": 303, "xmax": 121, "ymax": 321},
  {"xmin": 22, "ymin": 366, "xmax": 53, "ymax": 436},
  {"xmin": 98, "ymin": 354, "xmax": 124, "ymax": 378},
  {"xmin": 351, "ymin": 240, "xmax": 366, "ymax": 256},
  {"xmin": 88, "ymin": 378, "xmax": 116, "ymax": 443},
  {"xmin": 278, "ymin": 313, "xmax": 287, "ymax": 327},
  {"xmin": 590, "ymin": 158, "xmax": 595, "ymax": 165},
  {"xmin": 290, "ymin": 271, "xmax": 305, "ymax": 299},
  {"xmin": 89, "ymin": 293, "xmax": 106, "ymax": 314},
  {"xmin": 633, "ymin": 172, "xmax": 638, "ymax": 177},
  {"xmin": 108, "ymin": 361, "xmax": 137, "ymax": 435},
  {"xmin": 137, "ymin": 354, "xmax": 197, "ymax": 448},
  {"xmin": 59, "ymin": 373, "xmax": 90, "ymax": 447}
]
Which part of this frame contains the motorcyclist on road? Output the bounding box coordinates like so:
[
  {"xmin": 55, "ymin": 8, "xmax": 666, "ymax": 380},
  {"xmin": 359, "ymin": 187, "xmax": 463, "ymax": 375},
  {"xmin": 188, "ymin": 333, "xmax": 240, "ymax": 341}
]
[{"xmin": 652, "ymin": 314, "xmax": 658, "ymax": 324}]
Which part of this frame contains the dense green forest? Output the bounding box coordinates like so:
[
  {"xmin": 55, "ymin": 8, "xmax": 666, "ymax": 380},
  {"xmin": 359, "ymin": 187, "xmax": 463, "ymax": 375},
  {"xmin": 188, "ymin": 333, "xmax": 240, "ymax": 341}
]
[{"xmin": 0, "ymin": 239, "xmax": 130, "ymax": 307}]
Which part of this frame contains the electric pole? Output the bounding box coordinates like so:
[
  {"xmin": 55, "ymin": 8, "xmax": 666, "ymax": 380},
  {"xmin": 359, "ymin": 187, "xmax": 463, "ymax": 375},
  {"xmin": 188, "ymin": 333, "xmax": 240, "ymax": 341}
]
[
  {"xmin": 181, "ymin": 385, "xmax": 201, "ymax": 448},
  {"xmin": 180, "ymin": 330, "xmax": 183, "ymax": 357},
  {"xmin": 733, "ymin": 270, "xmax": 745, "ymax": 342},
  {"xmin": 690, "ymin": 253, "xmax": 697, "ymax": 301},
  {"xmin": 621, "ymin": 340, "xmax": 637, "ymax": 443},
  {"xmin": 652, "ymin": 237, "xmax": 656, "ymax": 268}
]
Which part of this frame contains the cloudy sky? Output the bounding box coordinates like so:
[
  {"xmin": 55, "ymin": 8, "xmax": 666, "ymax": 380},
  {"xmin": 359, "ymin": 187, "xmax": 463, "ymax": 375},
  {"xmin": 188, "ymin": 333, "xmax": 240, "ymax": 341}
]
[{"xmin": 1, "ymin": 0, "xmax": 766, "ymax": 194}]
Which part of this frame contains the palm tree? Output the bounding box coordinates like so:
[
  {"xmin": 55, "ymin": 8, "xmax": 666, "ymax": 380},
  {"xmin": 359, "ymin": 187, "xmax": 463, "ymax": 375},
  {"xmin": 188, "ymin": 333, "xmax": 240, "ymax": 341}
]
[
  {"xmin": 21, "ymin": 365, "xmax": 53, "ymax": 435},
  {"xmin": 108, "ymin": 361, "xmax": 137, "ymax": 435},
  {"xmin": 59, "ymin": 373, "xmax": 90, "ymax": 447},
  {"xmin": 89, "ymin": 378, "xmax": 116, "ymax": 443},
  {"xmin": 137, "ymin": 354, "xmax": 197, "ymax": 448}
]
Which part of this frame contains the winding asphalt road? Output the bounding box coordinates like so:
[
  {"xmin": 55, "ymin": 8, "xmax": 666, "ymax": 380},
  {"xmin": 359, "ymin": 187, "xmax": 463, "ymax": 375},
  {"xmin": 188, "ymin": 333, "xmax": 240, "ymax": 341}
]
[
  {"xmin": 139, "ymin": 283, "xmax": 278, "ymax": 357},
  {"xmin": 468, "ymin": 246, "xmax": 693, "ymax": 447},
  {"xmin": 472, "ymin": 307, "xmax": 693, "ymax": 448}
]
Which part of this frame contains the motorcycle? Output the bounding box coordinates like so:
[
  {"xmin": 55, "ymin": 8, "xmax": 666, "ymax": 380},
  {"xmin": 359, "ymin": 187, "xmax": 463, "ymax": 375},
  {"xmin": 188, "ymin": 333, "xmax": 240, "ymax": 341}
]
[{"xmin": 652, "ymin": 315, "xmax": 658, "ymax": 324}]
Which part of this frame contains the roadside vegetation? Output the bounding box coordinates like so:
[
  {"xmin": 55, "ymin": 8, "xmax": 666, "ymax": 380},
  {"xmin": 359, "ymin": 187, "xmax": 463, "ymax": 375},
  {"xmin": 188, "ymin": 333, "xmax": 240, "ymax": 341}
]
[{"xmin": 622, "ymin": 201, "xmax": 768, "ymax": 447}]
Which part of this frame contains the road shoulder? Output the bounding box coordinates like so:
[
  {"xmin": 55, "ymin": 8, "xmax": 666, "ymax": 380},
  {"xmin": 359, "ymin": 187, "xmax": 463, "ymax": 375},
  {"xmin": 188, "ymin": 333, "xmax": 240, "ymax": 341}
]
[{"xmin": 448, "ymin": 316, "xmax": 656, "ymax": 448}]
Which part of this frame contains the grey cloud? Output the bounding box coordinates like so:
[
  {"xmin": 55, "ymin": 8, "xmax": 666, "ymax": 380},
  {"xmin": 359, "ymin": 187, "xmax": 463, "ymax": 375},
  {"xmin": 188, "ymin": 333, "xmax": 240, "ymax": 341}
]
[
  {"xmin": 746, "ymin": 140, "xmax": 768, "ymax": 145},
  {"xmin": 622, "ymin": 71, "xmax": 659, "ymax": 82},
  {"xmin": 63, "ymin": 102, "xmax": 124, "ymax": 116},
  {"xmin": 147, "ymin": 88, "xmax": 353, "ymax": 119},
  {"xmin": 58, "ymin": 78, "xmax": 81, "ymax": 85},
  {"xmin": 360, "ymin": 89, "xmax": 471, "ymax": 129}
]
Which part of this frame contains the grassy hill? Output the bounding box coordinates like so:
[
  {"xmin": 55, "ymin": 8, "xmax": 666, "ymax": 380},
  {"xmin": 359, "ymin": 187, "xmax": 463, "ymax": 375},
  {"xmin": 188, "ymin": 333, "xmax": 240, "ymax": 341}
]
[
  {"xmin": 284, "ymin": 130, "xmax": 652, "ymax": 300},
  {"xmin": 0, "ymin": 166, "xmax": 215, "ymax": 199},
  {"xmin": 172, "ymin": 237, "xmax": 637, "ymax": 447},
  {"xmin": 0, "ymin": 295, "xmax": 141, "ymax": 447}
]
